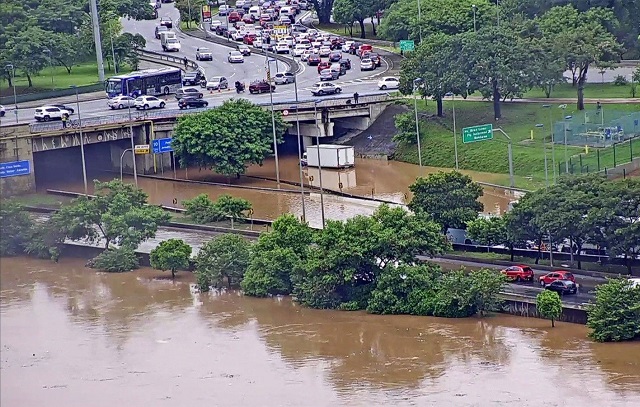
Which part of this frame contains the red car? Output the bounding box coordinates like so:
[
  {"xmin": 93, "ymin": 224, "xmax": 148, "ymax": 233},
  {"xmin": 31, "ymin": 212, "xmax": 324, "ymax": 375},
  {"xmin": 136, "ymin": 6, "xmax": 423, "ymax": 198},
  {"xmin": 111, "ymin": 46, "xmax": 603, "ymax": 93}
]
[
  {"xmin": 539, "ymin": 270, "xmax": 576, "ymax": 287},
  {"xmin": 228, "ymin": 11, "xmax": 241, "ymax": 23},
  {"xmin": 249, "ymin": 80, "xmax": 276, "ymax": 94},
  {"xmin": 242, "ymin": 14, "xmax": 254, "ymax": 24},
  {"xmin": 307, "ymin": 54, "xmax": 321, "ymax": 66},
  {"xmin": 243, "ymin": 34, "xmax": 257, "ymax": 45},
  {"xmin": 317, "ymin": 61, "xmax": 331, "ymax": 74},
  {"xmin": 500, "ymin": 265, "xmax": 535, "ymax": 282}
]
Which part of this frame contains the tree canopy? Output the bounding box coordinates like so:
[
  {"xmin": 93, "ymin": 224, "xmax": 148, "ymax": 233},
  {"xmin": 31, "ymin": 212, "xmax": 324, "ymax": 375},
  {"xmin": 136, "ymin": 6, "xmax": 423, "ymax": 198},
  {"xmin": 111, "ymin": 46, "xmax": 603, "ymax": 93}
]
[
  {"xmin": 172, "ymin": 99, "xmax": 289, "ymax": 177},
  {"xmin": 587, "ymin": 278, "xmax": 640, "ymax": 342},
  {"xmin": 150, "ymin": 239, "xmax": 193, "ymax": 279}
]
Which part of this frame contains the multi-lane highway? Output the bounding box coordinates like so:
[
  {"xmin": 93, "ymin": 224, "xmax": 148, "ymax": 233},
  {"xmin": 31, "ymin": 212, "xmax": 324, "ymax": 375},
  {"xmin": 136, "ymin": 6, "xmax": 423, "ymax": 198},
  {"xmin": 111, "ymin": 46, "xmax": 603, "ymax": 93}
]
[{"xmin": 4, "ymin": 3, "xmax": 391, "ymax": 125}]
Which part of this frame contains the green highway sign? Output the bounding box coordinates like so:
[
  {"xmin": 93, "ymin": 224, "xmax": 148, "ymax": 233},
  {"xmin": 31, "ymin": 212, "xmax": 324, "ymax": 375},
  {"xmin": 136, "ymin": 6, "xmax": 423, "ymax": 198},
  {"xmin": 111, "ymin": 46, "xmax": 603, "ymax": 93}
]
[
  {"xmin": 399, "ymin": 40, "xmax": 415, "ymax": 51},
  {"xmin": 462, "ymin": 124, "xmax": 494, "ymax": 143}
]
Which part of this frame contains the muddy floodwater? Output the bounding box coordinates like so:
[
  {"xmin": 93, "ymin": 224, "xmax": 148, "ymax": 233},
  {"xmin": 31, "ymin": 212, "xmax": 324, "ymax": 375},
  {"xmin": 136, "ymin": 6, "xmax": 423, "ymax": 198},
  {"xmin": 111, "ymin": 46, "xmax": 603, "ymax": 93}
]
[
  {"xmin": 42, "ymin": 157, "xmax": 522, "ymax": 228},
  {"xmin": 2, "ymin": 257, "xmax": 639, "ymax": 407}
]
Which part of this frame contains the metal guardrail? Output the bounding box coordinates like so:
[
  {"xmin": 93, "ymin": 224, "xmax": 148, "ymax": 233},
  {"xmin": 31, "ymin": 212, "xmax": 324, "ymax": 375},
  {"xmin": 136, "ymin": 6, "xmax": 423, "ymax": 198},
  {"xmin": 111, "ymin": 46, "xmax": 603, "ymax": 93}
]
[
  {"xmin": 29, "ymin": 93, "xmax": 397, "ymax": 134},
  {"xmin": 136, "ymin": 49, "xmax": 200, "ymax": 71}
]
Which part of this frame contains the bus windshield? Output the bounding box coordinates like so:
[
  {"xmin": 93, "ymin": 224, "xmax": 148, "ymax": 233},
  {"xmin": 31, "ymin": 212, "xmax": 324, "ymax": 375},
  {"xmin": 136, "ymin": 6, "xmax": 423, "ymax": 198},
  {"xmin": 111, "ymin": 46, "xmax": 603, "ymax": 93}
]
[{"xmin": 105, "ymin": 79, "xmax": 122, "ymax": 96}]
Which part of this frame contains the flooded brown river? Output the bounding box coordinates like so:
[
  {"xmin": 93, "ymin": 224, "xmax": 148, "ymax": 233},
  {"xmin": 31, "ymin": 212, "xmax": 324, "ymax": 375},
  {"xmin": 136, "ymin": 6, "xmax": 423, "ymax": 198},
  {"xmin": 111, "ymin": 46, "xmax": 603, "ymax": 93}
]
[
  {"xmin": 2, "ymin": 257, "xmax": 639, "ymax": 406},
  {"xmin": 42, "ymin": 157, "xmax": 522, "ymax": 228}
]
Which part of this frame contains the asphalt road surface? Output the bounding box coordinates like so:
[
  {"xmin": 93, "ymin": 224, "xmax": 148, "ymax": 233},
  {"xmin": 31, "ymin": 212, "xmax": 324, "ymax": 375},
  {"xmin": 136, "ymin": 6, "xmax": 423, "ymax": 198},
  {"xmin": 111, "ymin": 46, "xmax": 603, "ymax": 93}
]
[{"xmin": 6, "ymin": 3, "xmax": 391, "ymax": 125}]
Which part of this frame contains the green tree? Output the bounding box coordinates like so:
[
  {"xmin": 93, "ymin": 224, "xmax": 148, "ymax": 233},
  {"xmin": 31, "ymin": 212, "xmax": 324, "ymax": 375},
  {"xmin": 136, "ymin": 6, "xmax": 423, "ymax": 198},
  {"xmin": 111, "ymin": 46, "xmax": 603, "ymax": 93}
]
[
  {"xmin": 366, "ymin": 263, "xmax": 441, "ymax": 315},
  {"xmin": 431, "ymin": 269, "xmax": 476, "ymax": 318},
  {"xmin": 309, "ymin": 0, "xmax": 336, "ymax": 24},
  {"xmin": 0, "ymin": 201, "xmax": 34, "ymax": 256},
  {"xmin": 48, "ymin": 32, "xmax": 88, "ymax": 74},
  {"xmin": 603, "ymin": 178, "xmax": 640, "ymax": 275},
  {"xmin": 587, "ymin": 278, "xmax": 640, "ymax": 342},
  {"xmin": 176, "ymin": 0, "xmax": 206, "ymax": 28},
  {"xmin": 392, "ymin": 112, "xmax": 419, "ymax": 145},
  {"xmin": 468, "ymin": 269, "xmax": 506, "ymax": 316},
  {"xmin": 89, "ymin": 247, "xmax": 140, "ymax": 272},
  {"xmin": 52, "ymin": 179, "xmax": 170, "ymax": 250},
  {"xmin": 195, "ymin": 234, "xmax": 252, "ymax": 290},
  {"xmin": 241, "ymin": 246, "xmax": 299, "ymax": 297},
  {"xmin": 172, "ymin": 99, "xmax": 288, "ymax": 177},
  {"xmin": 538, "ymin": 5, "xmax": 622, "ymax": 110},
  {"xmin": 182, "ymin": 194, "xmax": 222, "ymax": 223},
  {"xmin": 536, "ymin": 290, "xmax": 562, "ymax": 327},
  {"xmin": 466, "ymin": 216, "xmax": 507, "ymax": 249},
  {"xmin": 408, "ymin": 171, "xmax": 484, "ymax": 233},
  {"xmin": 4, "ymin": 26, "xmax": 51, "ymax": 87},
  {"xmin": 332, "ymin": 0, "xmax": 375, "ymax": 39},
  {"xmin": 150, "ymin": 239, "xmax": 192, "ymax": 279},
  {"xmin": 214, "ymin": 194, "xmax": 252, "ymax": 226}
]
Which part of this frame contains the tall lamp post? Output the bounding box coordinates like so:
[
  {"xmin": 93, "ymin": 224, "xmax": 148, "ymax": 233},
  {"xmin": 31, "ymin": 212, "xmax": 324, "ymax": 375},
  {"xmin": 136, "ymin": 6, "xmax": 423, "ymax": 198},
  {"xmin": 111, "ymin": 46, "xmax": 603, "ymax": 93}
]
[
  {"xmin": 496, "ymin": 0, "xmax": 500, "ymax": 27},
  {"xmin": 472, "ymin": 4, "xmax": 478, "ymax": 32},
  {"xmin": 417, "ymin": 0, "xmax": 423, "ymax": 42},
  {"xmin": 542, "ymin": 104, "xmax": 556, "ymax": 183},
  {"xmin": 413, "ymin": 78, "xmax": 423, "ymax": 168},
  {"xmin": 313, "ymin": 100, "xmax": 326, "ymax": 228},
  {"xmin": 6, "ymin": 64, "xmax": 18, "ymax": 123},
  {"xmin": 70, "ymin": 85, "xmax": 88, "ymax": 195},
  {"xmin": 535, "ymin": 123, "xmax": 548, "ymax": 187},
  {"xmin": 290, "ymin": 57, "xmax": 306, "ymax": 222},
  {"xmin": 265, "ymin": 51, "xmax": 281, "ymax": 186},
  {"xmin": 125, "ymin": 77, "xmax": 139, "ymax": 186},
  {"xmin": 452, "ymin": 92, "xmax": 459, "ymax": 170},
  {"xmin": 563, "ymin": 114, "xmax": 572, "ymax": 174},
  {"xmin": 44, "ymin": 49, "xmax": 54, "ymax": 86}
]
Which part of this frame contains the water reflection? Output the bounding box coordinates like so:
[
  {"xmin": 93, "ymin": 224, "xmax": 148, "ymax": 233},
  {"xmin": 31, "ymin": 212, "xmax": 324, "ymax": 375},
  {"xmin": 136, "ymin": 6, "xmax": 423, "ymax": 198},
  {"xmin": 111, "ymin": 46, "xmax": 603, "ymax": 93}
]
[{"xmin": 2, "ymin": 257, "xmax": 639, "ymax": 407}]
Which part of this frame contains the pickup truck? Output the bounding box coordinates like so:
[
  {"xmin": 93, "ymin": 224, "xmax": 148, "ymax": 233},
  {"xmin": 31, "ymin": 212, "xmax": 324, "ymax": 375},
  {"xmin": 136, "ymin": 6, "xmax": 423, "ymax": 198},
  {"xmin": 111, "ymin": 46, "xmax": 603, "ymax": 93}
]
[{"xmin": 195, "ymin": 47, "xmax": 213, "ymax": 61}]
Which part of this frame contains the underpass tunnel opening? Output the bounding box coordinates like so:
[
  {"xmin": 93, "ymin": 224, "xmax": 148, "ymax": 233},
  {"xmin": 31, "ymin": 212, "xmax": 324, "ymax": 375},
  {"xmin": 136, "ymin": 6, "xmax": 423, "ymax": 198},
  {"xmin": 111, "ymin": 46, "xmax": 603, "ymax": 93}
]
[{"xmin": 33, "ymin": 139, "xmax": 131, "ymax": 191}]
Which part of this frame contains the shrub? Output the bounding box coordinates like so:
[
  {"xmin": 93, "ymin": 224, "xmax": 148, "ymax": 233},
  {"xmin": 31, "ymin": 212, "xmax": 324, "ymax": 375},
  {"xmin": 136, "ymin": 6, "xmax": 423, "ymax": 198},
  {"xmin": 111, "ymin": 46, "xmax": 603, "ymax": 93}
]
[{"xmin": 89, "ymin": 247, "xmax": 139, "ymax": 272}]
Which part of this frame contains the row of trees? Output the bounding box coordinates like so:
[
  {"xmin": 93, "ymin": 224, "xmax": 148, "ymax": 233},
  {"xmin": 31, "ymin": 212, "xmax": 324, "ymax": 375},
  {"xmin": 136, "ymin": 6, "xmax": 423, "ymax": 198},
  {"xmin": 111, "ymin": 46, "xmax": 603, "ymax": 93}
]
[
  {"xmin": 467, "ymin": 175, "xmax": 640, "ymax": 274},
  {"xmin": 0, "ymin": 0, "xmax": 153, "ymax": 87},
  {"xmin": 395, "ymin": 1, "xmax": 626, "ymax": 117},
  {"xmin": 332, "ymin": 0, "xmax": 389, "ymax": 38}
]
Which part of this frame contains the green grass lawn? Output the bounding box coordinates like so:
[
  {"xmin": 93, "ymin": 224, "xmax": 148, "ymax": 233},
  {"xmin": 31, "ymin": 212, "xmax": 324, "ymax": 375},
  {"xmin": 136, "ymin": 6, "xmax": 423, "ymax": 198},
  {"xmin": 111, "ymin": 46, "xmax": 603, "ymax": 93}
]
[
  {"xmin": 393, "ymin": 100, "xmax": 640, "ymax": 189},
  {"xmin": 523, "ymin": 82, "xmax": 638, "ymax": 99},
  {"xmin": 0, "ymin": 62, "xmax": 128, "ymax": 96}
]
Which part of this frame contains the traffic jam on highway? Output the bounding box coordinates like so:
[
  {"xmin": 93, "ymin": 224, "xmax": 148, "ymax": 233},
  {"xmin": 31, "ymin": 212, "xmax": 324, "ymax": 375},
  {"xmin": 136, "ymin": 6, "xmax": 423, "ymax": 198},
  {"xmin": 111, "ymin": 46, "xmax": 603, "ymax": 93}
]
[{"xmin": 2, "ymin": 0, "xmax": 400, "ymax": 125}]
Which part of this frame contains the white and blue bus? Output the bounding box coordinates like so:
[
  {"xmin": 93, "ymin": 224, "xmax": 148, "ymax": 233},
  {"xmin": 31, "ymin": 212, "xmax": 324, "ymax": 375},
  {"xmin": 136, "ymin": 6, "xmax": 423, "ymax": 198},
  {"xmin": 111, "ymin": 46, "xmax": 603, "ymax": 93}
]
[{"xmin": 105, "ymin": 68, "xmax": 182, "ymax": 98}]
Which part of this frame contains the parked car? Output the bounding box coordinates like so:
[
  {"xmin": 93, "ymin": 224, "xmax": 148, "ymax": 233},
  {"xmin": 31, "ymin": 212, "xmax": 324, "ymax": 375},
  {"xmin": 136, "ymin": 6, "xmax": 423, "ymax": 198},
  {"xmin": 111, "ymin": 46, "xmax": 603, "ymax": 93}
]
[
  {"xmin": 310, "ymin": 82, "xmax": 341, "ymax": 96},
  {"xmin": 539, "ymin": 271, "xmax": 576, "ymax": 287},
  {"xmin": 328, "ymin": 51, "xmax": 342, "ymax": 62},
  {"xmin": 195, "ymin": 47, "xmax": 213, "ymax": 61},
  {"xmin": 500, "ymin": 265, "xmax": 535, "ymax": 282},
  {"xmin": 307, "ymin": 53, "xmax": 321, "ymax": 65},
  {"xmin": 544, "ymin": 279, "xmax": 578, "ymax": 295},
  {"xmin": 155, "ymin": 25, "xmax": 169, "ymax": 39},
  {"xmin": 360, "ymin": 58, "xmax": 375, "ymax": 71},
  {"xmin": 316, "ymin": 61, "xmax": 331, "ymax": 74},
  {"xmin": 178, "ymin": 97, "xmax": 209, "ymax": 109},
  {"xmin": 182, "ymin": 70, "xmax": 205, "ymax": 86},
  {"xmin": 228, "ymin": 51, "xmax": 245, "ymax": 63},
  {"xmin": 159, "ymin": 17, "xmax": 173, "ymax": 28},
  {"xmin": 237, "ymin": 44, "xmax": 251, "ymax": 56},
  {"xmin": 134, "ymin": 95, "xmax": 166, "ymax": 110},
  {"xmin": 204, "ymin": 76, "xmax": 229, "ymax": 90},
  {"xmin": 34, "ymin": 105, "xmax": 71, "ymax": 122},
  {"xmin": 378, "ymin": 76, "xmax": 399, "ymax": 90},
  {"xmin": 339, "ymin": 58, "xmax": 352, "ymax": 70},
  {"xmin": 273, "ymin": 72, "xmax": 295, "ymax": 84},
  {"xmin": 249, "ymin": 80, "xmax": 276, "ymax": 94},
  {"xmin": 175, "ymin": 87, "xmax": 204, "ymax": 99},
  {"xmin": 108, "ymin": 96, "xmax": 136, "ymax": 110}
]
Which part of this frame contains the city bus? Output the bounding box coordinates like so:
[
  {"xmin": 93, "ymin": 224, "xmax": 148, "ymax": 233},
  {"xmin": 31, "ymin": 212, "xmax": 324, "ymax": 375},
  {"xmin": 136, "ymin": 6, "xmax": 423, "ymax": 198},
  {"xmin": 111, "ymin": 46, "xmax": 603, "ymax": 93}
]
[{"xmin": 105, "ymin": 68, "xmax": 182, "ymax": 98}]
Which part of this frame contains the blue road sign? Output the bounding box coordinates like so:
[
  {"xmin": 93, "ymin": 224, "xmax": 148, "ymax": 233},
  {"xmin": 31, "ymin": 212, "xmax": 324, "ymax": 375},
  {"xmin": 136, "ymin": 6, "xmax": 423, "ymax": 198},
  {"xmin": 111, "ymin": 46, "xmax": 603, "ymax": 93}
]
[
  {"xmin": 152, "ymin": 137, "xmax": 173, "ymax": 154},
  {"xmin": 0, "ymin": 160, "xmax": 31, "ymax": 178}
]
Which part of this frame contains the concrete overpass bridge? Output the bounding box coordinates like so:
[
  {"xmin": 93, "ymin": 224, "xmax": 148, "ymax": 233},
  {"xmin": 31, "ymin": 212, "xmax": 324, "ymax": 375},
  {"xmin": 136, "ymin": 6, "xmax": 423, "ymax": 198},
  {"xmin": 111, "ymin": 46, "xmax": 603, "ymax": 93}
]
[{"xmin": 0, "ymin": 94, "xmax": 395, "ymax": 195}]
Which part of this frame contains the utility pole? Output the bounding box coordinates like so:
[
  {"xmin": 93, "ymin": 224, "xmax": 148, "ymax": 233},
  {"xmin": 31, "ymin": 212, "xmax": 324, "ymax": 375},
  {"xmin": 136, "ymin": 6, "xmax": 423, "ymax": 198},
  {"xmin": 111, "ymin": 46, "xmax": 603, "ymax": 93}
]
[{"xmin": 89, "ymin": 0, "xmax": 105, "ymax": 82}]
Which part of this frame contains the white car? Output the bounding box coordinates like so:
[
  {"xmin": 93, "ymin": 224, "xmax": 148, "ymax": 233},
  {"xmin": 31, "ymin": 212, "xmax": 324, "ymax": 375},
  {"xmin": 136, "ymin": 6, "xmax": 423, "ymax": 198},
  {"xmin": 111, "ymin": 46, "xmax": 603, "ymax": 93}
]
[
  {"xmin": 108, "ymin": 95, "xmax": 136, "ymax": 109},
  {"xmin": 301, "ymin": 49, "xmax": 313, "ymax": 61},
  {"xmin": 282, "ymin": 36, "xmax": 295, "ymax": 46},
  {"xmin": 360, "ymin": 58, "xmax": 375, "ymax": 71},
  {"xmin": 318, "ymin": 46, "xmax": 331, "ymax": 57},
  {"xmin": 231, "ymin": 30, "xmax": 244, "ymax": 41},
  {"xmin": 196, "ymin": 47, "xmax": 213, "ymax": 61},
  {"xmin": 310, "ymin": 82, "xmax": 342, "ymax": 96},
  {"xmin": 219, "ymin": 5, "xmax": 230, "ymax": 15},
  {"xmin": 134, "ymin": 95, "xmax": 166, "ymax": 110},
  {"xmin": 228, "ymin": 51, "xmax": 245, "ymax": 63},
  {"xmin": 253, "ymin": 38, "xmax": 263, "ymax": 48},
  {"xmin": 0, "ymin": 105, "xmax": 5, "ymax": 117},
  {"xmin": 342, "ymin": 41, "xmax": 354, "ymax": 52},
  {"xmin": 275, "ymin": 42, "xmax": 290, "ymax": 54},
  {"xmin": 236, "ymin": 0, "xmax": 246, "ymax": 7},
  {"xmin": 292, "ymin": 44, "xmax": 307, "ymax": 57},
  {"xmin": 210, "ymin": 20, "xmax": 222, "ymax": 30},
  {"xmin": 378, "ymin": 77, "xmax": 400, "ymax": 90},
  {"xmin": 273, "ymin": 72, "xmax": 295, "ymax": 85},
  {"xmin": 34, "ymin": 105, "xmax": 71, "ymax": 122}
]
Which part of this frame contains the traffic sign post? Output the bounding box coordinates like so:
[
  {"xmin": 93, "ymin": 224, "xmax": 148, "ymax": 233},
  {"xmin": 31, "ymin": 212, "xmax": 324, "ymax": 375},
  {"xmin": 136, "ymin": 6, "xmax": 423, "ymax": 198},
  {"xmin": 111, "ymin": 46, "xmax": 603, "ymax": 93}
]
[
  {"xmin": 282, "ymin": 109, "xmax": 289, "ymax": 116},
  {"xmin": 152, "ymin": 137, "xmax": 173, "ymax": 154},
  {"xmin": 462, "ymin": 124, "xmax": 493, "ymax": 143},
  {"xmin": 134, "ymin": 144, "xmax": 150, "ymax": 154},
  {"xmin": 201, "ymin": 5, "xmax": 212, "ymax": 23},
  {"xmin": 399, "ymin": 40, "xmax": 415, "ymax": 52}
]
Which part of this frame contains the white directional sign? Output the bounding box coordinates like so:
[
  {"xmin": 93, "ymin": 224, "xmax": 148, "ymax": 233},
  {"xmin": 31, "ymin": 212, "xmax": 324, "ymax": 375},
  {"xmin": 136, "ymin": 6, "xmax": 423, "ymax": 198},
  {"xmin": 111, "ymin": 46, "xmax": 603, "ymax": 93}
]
[{"xmin": 134, "ymin": 144, "xmax": 150, "ymax": 154}]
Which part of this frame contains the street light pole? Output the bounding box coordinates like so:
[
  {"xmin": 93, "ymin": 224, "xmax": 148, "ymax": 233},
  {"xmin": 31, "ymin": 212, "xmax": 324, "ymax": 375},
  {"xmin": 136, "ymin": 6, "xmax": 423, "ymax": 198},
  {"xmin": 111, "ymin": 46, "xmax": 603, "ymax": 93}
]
[
  {"xmin": 496, "ymin": 0, "xmax": 500, "ymax": 27},
  {"xmin": 6, "ymin": 64, "xmax": 18, "ymax": 123},
  {"xmin": 291, "ymin": 57, "xmax": 306, "ymax": 222},
  {"xmin": 472, "ymin": 5, "xmax": 477, "ymax": 32},
  {"xmin": 563, "ymin": 113, "xmax": 572, "ymax": 174},
  {"xmin": 314, "ymin": 101, "xmax": 326, "ymax": 228},
  {"xmin": 125, "ymin": 78, "xmax": 138, "ymax": 186},
  {"xmin": 413, "ymin": 78, "xmax": 423, "ymax": 168},
  {"xmin": 71, "ymin": 85, "xmax": 88, "ymax": 195},
  {"xmin": 89, "ymin": 0, "xmax": 105, "ymax": 82},
  {"xmin": 265, "ymin": 51, "xmax": 281, "ymax": 186},
  {"xmin": 535, "ymin": 123, "xmax": 548, "ymax": 187},
  {"xmin": 417, "ymin": 0, "xmax": 423, "ymax": 42},
  {"xmin": 452, "ymin": 93, "xmax": 459, "ymax": 170},
  {"xmin": 542, "ymin": 104, "xmax": 557, "ymax": 183}
]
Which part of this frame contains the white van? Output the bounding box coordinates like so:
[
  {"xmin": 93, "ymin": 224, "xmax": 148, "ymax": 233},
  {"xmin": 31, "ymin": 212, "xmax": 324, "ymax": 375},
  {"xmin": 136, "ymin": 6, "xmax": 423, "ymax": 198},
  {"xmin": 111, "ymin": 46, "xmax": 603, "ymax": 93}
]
[
  {"xmin": 160, "ymin": 32, "xmax": 181, "ymax": 52},
  {"xmin": 249, "ymin": 6, "xmax": 260, "ymax": 19}
]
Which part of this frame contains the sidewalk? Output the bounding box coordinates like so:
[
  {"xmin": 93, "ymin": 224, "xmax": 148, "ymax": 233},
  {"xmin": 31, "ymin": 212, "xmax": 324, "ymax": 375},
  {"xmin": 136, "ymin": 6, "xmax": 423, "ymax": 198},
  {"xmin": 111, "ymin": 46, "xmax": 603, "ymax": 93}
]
[{"xmin": 409, "ymin": 95, "xmax": 640, "ymax": 104}]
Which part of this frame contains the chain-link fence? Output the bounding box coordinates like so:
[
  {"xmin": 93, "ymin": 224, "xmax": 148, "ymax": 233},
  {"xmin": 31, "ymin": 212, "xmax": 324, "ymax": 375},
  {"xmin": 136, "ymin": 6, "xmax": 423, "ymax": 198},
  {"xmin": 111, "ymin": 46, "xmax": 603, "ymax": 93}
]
[
  {"xmin": 552, "ymin": 109, "xmax": 640, "ymax": 147},
  {"xmin": 557, "ymin": 136, "xmax": 639, "ymax": 175}
]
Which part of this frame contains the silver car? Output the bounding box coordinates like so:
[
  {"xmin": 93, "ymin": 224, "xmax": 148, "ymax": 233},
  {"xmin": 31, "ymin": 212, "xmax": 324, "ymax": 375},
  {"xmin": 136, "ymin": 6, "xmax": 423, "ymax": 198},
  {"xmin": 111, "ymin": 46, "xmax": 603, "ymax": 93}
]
[
  {"xmin": 274, "ymin": 72, "xmax": 295, "ymax": 84},
  {"xmin": 319, "ymin": 69, "xmax": 339, "ymax": 81},
  {"xmin": 108, "ymin": 95, "xmax": 136, "ymax": 109}
]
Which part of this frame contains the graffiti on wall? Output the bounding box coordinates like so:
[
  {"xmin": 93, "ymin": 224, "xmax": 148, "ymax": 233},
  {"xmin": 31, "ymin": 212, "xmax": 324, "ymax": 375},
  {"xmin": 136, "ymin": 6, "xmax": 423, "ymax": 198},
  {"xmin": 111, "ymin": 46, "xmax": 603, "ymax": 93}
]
[{"xmin": 31, "ymin": 127, "xmax": 133, "ymax": 152}]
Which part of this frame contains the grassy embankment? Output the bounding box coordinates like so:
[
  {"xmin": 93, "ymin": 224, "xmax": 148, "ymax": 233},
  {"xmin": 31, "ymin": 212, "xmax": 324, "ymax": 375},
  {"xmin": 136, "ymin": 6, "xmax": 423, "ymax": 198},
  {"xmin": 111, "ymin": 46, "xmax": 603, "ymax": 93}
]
[
  {"xmin": 393, "ymin": 100, "xmax": 640, "ymax": 190},
  {"xmin": 0, "ymin": 63, "xmax": 130, "ymax": 97},
  {"xmin": 180, "ymin": 6, "xmax": 219, "ymax": 31}
]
